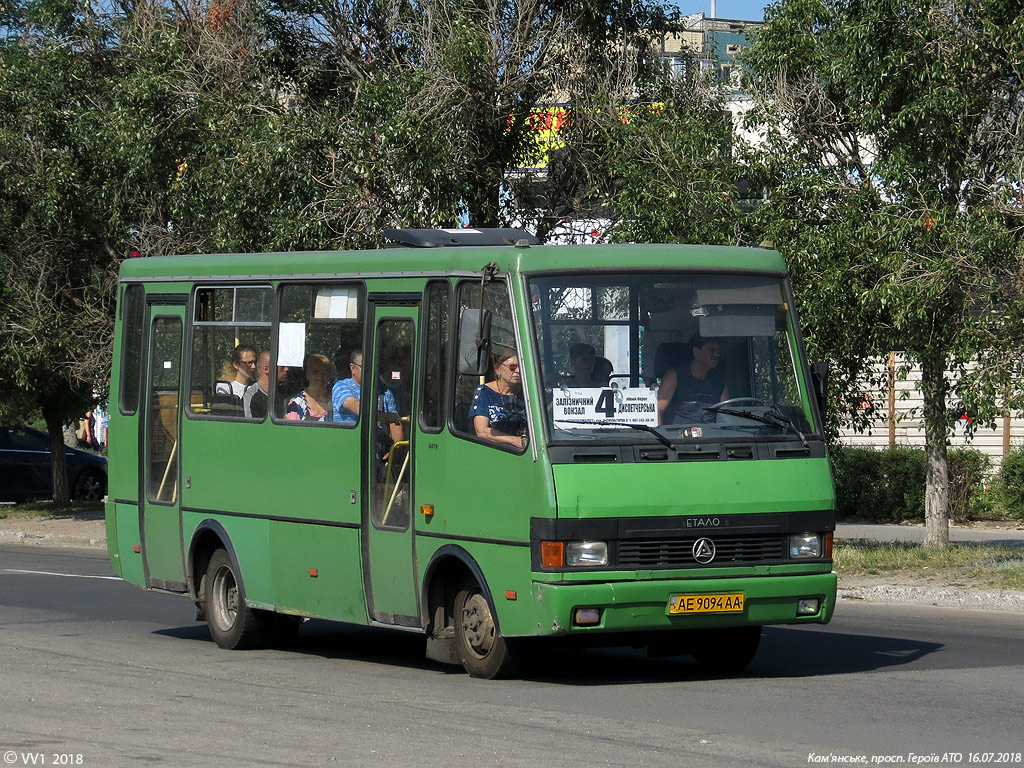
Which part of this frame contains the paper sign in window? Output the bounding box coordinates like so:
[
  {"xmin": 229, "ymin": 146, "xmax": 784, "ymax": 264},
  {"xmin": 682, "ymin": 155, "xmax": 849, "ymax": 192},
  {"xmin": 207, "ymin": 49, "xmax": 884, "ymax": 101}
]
[
  {"xmin": 314, "ymin": 286, "xmax": 359, "ymax": 320},
  {"xmin": 278, "ymin": 322, "xmax": 307, "ymax": 367}
]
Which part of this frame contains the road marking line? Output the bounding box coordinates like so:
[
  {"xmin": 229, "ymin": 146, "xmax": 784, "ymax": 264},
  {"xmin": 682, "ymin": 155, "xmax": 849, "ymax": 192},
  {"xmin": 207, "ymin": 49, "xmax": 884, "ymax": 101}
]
[{"xmin": 4, "ymin": 568, "xmax": 121, "ymax": 581}]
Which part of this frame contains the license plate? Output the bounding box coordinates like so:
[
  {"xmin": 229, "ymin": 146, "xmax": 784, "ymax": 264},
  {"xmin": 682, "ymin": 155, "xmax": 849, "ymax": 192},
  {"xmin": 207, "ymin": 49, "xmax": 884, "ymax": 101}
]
[{"xmin": 668, "ymin": 593, "xmax": 745, "ymax": 614}]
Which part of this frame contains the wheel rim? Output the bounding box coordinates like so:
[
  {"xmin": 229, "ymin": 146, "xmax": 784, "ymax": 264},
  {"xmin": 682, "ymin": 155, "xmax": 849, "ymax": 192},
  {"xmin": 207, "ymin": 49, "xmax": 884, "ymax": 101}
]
[
  {"xmin": 210, "ymin": 565, "xmax": 239, "ymax": 632},
  {"xmin": 460, "ymin": 590, "xmax": 496, "ymax": 659},
  {"xmin": 76, "ymin": 472, "xmax": 104, "ymax": 501}
]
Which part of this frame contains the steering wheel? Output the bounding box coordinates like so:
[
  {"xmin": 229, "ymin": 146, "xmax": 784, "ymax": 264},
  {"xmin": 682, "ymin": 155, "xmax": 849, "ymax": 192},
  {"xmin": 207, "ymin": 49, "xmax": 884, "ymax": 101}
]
[{"xmin": 710, "ymin": 397, "xmax": 765, "ymax": 409}]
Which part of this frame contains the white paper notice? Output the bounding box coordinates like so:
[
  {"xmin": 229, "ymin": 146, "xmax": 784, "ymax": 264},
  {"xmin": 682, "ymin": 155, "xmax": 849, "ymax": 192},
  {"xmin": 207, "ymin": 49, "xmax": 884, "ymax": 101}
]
[
  {"xmin": 552, "ymin": 387, "xmax": 659, "ymax": 427},
  {"xmin": 278, "ymin": 323, "xmax": 307, "ymax": 367},
  {"xmin": 314, "ymin": 286, "xmax": 359, "ymax": 319}
]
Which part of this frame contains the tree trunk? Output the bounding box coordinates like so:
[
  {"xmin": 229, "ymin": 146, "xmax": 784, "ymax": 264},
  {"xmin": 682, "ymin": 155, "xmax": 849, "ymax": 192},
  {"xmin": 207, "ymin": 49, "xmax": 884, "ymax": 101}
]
[
  {"xmin": 44, "ymin": 409, "xmax": 72, "ymax": 507},
  {"xmin": 920, "ymin": 355, "xmax": 950, "ymax": 549}
]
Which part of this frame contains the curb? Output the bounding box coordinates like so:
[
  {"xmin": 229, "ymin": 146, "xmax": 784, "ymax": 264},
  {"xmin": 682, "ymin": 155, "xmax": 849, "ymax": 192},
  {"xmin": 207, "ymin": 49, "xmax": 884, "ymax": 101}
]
[
  {"xmin": 838, "ymin": 584, "xmax": 1024, "ymax": 613},
  {"xmin": 0, "ymin": 528, "xmax": 107, "ymax": 550}
]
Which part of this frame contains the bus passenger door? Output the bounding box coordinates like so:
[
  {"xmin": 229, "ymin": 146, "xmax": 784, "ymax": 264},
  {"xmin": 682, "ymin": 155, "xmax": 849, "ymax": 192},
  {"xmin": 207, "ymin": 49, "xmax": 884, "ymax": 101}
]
[
  {"xmin": 363, "ymin": 305, "xmax": 420, "ymax": 625},
  {"xmin": 139, "ymin": 300, "xmax": 187, "ymax": 591}
]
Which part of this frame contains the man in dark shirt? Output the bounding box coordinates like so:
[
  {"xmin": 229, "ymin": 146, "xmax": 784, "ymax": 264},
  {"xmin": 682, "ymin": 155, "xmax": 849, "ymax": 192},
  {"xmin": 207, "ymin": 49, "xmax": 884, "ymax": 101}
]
[{"xmin": 657, "ymin": 333, "xmax": 729, "ymax": 425}]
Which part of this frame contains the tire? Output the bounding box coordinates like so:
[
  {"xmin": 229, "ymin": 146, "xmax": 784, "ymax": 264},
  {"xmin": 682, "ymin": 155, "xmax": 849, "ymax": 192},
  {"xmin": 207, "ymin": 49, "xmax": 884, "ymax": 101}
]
[
  {"xmin": 691, "ymin": 627, "xmax": 762, "ymax": 674},
  {"xmin": 204, "ymin": 549, "xmax": 272, "ymax": 650},
  {"xmin": 454, "ymin": 579, "xmax": 519, "ymax": 679},
  {"xmin": 73, "ymin": 469, "xmax": 106, "ymax": 501}
]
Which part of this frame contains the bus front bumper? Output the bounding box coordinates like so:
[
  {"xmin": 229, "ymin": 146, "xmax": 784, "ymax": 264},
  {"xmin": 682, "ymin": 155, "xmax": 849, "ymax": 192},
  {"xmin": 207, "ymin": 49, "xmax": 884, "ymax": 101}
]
[{"xmin": 530, "ymin": 572, "xmax": 837, "ymax": 637}]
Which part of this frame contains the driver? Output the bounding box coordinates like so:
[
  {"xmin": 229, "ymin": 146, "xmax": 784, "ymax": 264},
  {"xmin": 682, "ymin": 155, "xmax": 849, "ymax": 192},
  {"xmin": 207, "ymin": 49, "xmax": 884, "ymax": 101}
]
[{"xmin": 657, "ymin": 333, "xmax": 729, "ymax": 425}]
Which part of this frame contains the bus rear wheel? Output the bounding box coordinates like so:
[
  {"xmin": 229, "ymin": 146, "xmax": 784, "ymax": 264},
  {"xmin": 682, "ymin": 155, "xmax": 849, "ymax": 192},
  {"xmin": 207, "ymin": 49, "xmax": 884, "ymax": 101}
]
[
  {"xmin": 205, "ymin": 549, "xmax": 271, "ymax": 650},
  {"xmin": 691, "ymin": 627, "xmax": 762, "ymax": 674},
  {"xmin": 454, "ymin": 579, "xmax": 519, "ymax": 679}
]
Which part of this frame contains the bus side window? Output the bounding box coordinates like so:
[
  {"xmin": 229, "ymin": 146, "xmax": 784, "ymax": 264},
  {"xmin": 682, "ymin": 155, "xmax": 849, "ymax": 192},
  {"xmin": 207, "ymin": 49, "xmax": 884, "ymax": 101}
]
[
  {"xmin": 451, "ymin": 279, "xmax": 526, "ymax": 451},
  {"xmin": 188, "ymin": 286, "xmax": 272, "ymax": 421},
  {"xmin": 119, "ymin": 284, "xmax": 145, "ymax": 415},
  {"xmin": 420, "ymin": 280, "xmax": 451, "ymax": 433},
  {"xmin": 275, "ymin": 283, "xmax": 364, "ymax": 424}
]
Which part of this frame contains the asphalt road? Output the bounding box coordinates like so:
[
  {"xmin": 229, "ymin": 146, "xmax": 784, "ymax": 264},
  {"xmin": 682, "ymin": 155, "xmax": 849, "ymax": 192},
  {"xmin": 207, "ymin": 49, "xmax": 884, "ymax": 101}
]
[{"xmin": 1, "ymin": 545, "xmax": 1021, "ymax": 768}]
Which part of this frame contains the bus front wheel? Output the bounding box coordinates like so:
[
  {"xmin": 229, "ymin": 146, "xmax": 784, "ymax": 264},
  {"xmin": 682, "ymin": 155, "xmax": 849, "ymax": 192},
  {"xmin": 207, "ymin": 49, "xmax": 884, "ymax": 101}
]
[
  {"xmin": 205, "ymin": 549, "xmax": 271, "ymax": 650},
  {"xmin": 454, "ymin": 579, "xmax": 519, "ymax": 679}
]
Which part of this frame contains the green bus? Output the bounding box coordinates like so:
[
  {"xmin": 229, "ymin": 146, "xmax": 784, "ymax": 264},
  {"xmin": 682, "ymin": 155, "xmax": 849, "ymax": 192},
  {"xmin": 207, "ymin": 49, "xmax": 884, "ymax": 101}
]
[{"xmin": 105, "ymin": 228, "xmax": 837, "ymax": 678}]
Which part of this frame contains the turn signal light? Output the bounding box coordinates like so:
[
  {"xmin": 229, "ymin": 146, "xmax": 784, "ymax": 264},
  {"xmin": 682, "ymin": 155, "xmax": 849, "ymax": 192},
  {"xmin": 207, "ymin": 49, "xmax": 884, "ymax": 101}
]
[
  {"xmin": 541, "ymin": 541, "xmax": 565, "ymax": 568},
  {"xmin": 824, "ymin": 532, "xmax": 834, "ymax": 558}
]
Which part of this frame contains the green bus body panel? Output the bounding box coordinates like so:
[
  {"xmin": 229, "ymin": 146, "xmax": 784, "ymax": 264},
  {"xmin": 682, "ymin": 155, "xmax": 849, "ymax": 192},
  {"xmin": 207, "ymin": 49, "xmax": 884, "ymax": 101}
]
[
  {"xmin": 182, "ymin": 510, "xmax": 274, "ymax": 607},
  {"xmin": 551, "ymin": 458, "xmax": 834, "ymax": 519},
  {"xmin": 180, "ymin": 418, "xmax": 362, "ymax": 615},
  {"xmin": 181, "ymin": 419, "xmax": 360, "ymax": 527},
  {"xmin": 414, "ymin": 439, "xmax": 552, "ymax": 637},
  {"xmin": 270, "ymin": 522, "xmax": 365, "ymax": 620}
]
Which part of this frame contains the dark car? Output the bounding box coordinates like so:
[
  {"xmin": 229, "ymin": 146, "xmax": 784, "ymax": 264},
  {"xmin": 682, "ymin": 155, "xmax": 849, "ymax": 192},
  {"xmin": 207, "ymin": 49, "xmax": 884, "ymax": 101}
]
[{"xmin": 0, "ymin": 425, "xmax": 107, "ymax": 502}]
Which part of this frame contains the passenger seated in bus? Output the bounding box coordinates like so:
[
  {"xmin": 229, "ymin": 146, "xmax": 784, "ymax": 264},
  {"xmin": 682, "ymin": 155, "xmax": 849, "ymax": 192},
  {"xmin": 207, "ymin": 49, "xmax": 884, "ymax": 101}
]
[
  {"xmin": 332, "ymin": 349, "xmax": 364, "ymax": 423},
  {"xmin": 591, "ymin": 356, "xmax": 613, "ymax": 387},
  {"xmin": 564, "ymin": 342, "xmax": 596, "ymax": 387},
  {"xmin": 470, "ymin": 352, "xmax": 527, "ymax": 449},
  {"xmin": 657, "ymin": 333, "xmax": 729, "ymax": 425},
  {"xmin": 243, "ymin": 349, "xmax": 272, "ymax": 418},
  {"xmin": 286, "ymin": 353, "xmax": 333, "ymax": 421},
  {"xmin": 332, "ymin": 349, "xmax": 403, "ymax": 446},
  {"xmin": 215, "ymin": 345, "xmax": 257, "ymax": 400}
]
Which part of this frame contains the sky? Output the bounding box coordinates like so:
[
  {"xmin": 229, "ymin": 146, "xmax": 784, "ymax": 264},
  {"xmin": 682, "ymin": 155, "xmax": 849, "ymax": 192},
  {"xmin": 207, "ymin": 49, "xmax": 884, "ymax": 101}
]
[{"xmin": 677, "ymin": 0, "xmax": 768, "ymax": 21}]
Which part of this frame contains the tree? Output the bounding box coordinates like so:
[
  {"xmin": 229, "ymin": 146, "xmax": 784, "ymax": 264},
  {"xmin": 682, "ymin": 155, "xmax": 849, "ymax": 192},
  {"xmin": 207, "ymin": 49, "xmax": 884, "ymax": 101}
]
[
  {"xmin": 745, "ymin": 0, "xmax": 1024, "ymax": 547},
  {"xmin": 0, "ymin": 0, "xmax": 195, "ymax": 501}
]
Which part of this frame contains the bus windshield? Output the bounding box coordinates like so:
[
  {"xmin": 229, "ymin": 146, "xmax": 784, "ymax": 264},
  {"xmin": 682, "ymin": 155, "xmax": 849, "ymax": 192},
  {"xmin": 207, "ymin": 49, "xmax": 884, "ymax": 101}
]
[{"xmin": 528, "ymin": 272, "xmax": 818, "ymax": 444}]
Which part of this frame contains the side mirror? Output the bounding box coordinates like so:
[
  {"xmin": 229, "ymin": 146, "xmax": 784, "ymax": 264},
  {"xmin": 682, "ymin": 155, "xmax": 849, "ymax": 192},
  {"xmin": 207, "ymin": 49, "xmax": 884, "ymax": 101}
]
[
  {"xmin": 811, "ymin": 362, "xmax": 829, "ymax": 416},
  {"xmin": 458, "ymin": 309, "xmax": 492, "ymax": 375}
]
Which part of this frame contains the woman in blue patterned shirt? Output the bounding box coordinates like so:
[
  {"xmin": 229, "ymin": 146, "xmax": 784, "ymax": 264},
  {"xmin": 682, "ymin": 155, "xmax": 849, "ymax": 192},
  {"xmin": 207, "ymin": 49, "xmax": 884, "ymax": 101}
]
[{"xmin": 469, "ymin": 353, "xmax": 527, "ymax": 449}]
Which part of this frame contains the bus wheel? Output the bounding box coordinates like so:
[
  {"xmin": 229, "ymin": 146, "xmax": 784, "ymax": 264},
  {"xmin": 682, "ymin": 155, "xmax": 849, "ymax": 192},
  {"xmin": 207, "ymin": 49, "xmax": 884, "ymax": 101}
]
[
  {"xmin": 454, "ymin": 580, "xmax": 519, "ymax": 679},
  {"xmin": 205, "ymin": 549, "xmax": 271, "ymax": 650},
  {"xmin": 691, "ymin": 627, "xmax": 762, "ymax": 674}
]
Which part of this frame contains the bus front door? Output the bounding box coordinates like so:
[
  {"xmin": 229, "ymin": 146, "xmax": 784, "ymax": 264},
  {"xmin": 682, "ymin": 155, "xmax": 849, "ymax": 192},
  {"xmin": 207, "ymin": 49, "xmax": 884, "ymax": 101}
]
[
  {"xmin": 139, "ymin": 300, "xmax": 187, "ymax": 591},
  {"xmin": 363, "ymin": 306, "xmax": 420, "ymax": 626}
]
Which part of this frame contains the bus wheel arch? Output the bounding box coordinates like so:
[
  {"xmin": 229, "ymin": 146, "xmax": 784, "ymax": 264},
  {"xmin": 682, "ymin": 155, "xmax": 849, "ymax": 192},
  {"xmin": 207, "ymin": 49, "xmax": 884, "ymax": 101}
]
[
  {"xmin": 187, "ymin": 521, "xmax": 240, "ymax": 623},
  {"xmin": 422, "ymin": 547, "xmax": 519, "ymax": 678}
]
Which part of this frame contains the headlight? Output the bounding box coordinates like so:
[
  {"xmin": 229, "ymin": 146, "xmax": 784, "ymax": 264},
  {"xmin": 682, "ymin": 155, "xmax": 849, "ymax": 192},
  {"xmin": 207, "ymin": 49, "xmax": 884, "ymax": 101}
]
[
  {"xmin": 789, "ymin": 533, "xmax": 822, "ymax": 559},
  {"xmin": 566, "ymin": 541, "xmax": 609, "ymax": 567}
]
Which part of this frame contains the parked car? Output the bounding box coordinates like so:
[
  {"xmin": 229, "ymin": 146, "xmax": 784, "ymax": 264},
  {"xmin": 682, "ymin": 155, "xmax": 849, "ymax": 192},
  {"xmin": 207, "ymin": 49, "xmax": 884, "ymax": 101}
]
[{"xmin": 0, "ymin": 425, "xmax": 107, "ymax": 502}]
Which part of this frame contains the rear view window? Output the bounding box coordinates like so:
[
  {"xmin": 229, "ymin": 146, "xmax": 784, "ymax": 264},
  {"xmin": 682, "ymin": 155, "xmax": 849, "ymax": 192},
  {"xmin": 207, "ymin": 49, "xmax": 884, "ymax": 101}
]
[{"xmin": 119, "ymin": 284, "xmax": 145, "ymax": 415}]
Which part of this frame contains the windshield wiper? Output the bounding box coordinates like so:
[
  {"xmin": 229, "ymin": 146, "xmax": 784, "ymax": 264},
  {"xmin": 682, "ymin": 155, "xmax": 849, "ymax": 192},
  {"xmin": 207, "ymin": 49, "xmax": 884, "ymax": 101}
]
[
  {"xmin": 703, "ymin": 406, "xmax": 809, "ymax": 447},
  {"xmin": 554, "ymin": 419, "xmax": 675, "ymax": 450}
]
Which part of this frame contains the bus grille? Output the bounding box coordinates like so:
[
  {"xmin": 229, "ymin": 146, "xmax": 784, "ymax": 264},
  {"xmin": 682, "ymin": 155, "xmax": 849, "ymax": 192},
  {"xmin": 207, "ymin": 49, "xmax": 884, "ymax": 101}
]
[{"xmin": 617, "ymin": 534, "xmax": 786, "ymax": 568}]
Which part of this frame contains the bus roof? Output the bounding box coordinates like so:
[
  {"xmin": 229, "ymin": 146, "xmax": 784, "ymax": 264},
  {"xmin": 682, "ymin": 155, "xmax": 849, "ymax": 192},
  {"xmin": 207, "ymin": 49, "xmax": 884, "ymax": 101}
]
[{"xmin": 118, "ymin": 243, "xmax": 788, "ymax": 281}]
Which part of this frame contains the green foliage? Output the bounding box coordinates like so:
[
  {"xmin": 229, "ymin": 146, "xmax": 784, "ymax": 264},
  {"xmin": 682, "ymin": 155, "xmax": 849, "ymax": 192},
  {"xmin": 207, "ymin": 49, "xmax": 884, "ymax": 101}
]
[
  {"xmin": 831, "ymin": 445, "xmax": 991, "ymax": 523},
  {"xmin": 747, "ymin": 0, "xmax": 1024, "ymax": 541},
  {"xmin": 948, "ymin": 449, "xmax": 993, "ymax": 525},
  {"xmin": 993, "ymin": 446, "xmax": 1024, "ymax": 520}
]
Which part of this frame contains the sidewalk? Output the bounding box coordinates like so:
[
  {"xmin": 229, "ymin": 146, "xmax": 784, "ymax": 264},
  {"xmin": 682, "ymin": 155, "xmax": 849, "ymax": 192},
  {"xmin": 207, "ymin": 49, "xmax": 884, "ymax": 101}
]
[
  {"xmin": 0, "ymin": 515, "xmax": 106, "ymax": 549},
  {"xmin": 834, "ymin": 522, "xmax": 1024, "ymax": 612},
  {"xmin": 836, "ymin": 522, "xmax": 1024, "ymax": 548}
]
